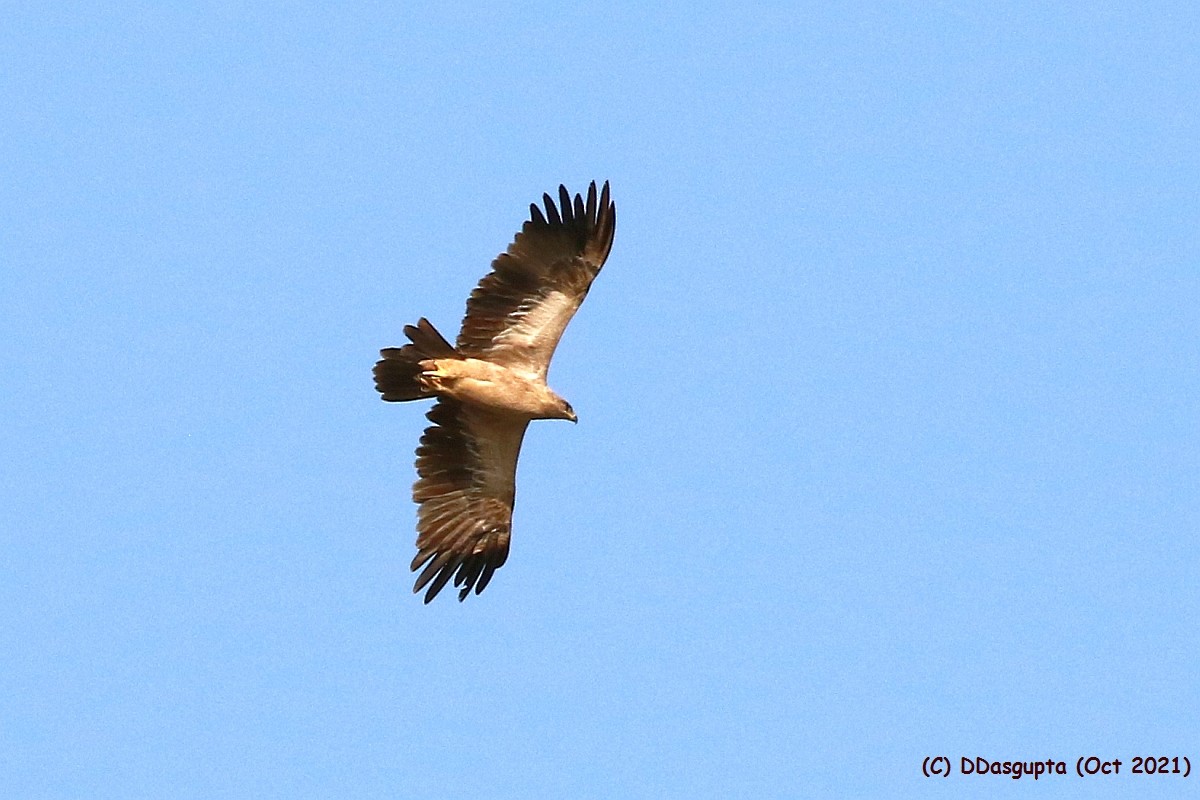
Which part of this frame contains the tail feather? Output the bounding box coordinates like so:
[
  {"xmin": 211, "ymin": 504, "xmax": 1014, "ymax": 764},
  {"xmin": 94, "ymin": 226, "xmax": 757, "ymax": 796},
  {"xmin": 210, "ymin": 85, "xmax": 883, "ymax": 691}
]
[
  {"xmin": 403, "ymin": 317, "xmax": 456, "ymax": 358},
  {"xmin": 373, "ymin": 318, "xmax": 458, "ymax": 402}
]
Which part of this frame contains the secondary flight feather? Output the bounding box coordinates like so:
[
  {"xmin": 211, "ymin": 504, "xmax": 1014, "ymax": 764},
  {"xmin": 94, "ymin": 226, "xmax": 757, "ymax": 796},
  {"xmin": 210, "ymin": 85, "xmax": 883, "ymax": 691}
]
[{"xmin": 374, "ymin": 182, "xmax": 616, "ymax": 602}]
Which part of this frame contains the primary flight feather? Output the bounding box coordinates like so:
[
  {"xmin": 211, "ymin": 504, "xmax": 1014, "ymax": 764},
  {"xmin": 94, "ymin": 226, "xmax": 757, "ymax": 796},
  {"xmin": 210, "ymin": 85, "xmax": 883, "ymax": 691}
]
[{"xmin": 374, "ymin": 182, "xmax": 616, "ymax": 602}]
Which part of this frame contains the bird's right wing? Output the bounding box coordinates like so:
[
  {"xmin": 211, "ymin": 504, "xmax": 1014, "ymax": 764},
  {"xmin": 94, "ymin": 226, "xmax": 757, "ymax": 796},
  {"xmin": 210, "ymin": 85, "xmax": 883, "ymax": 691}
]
[{"xmin": 455, "ymin": 181, "xmax": 615, "ymax": 379}]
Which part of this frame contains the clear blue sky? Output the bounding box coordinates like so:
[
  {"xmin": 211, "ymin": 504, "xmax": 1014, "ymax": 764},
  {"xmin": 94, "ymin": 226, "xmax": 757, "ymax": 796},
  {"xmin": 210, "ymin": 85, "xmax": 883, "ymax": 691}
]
[{"xmin": 3, "ymin": 2, "xmax": 1197, "ymax": 797}]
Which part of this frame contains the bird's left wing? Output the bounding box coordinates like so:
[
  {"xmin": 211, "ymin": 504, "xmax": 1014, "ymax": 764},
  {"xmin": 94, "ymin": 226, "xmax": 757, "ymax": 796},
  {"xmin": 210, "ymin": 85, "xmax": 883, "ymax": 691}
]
[{"xmin": 409, "ymin": 399, "xmax": 529, "ymax": 602}]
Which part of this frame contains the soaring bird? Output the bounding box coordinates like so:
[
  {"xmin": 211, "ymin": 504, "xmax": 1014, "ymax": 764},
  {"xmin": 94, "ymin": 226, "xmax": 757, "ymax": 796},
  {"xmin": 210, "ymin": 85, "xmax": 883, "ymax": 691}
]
[{"xmin": 374, "ymin": 182, "xmax": 616, "ymax": 602}]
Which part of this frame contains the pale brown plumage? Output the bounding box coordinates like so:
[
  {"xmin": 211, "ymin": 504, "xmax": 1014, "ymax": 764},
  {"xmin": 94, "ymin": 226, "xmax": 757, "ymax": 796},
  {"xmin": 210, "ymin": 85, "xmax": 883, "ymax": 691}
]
[{"xmin": 374, "ymin": 182, "xmax": 616, "ymax": 602}]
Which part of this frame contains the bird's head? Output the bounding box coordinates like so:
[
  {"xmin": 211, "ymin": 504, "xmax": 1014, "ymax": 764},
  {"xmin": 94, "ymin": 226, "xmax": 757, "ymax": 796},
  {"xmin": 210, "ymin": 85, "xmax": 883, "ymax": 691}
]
[{"xmin": 542, "ymin": 390, "xmax": 577, "ymax": 423}]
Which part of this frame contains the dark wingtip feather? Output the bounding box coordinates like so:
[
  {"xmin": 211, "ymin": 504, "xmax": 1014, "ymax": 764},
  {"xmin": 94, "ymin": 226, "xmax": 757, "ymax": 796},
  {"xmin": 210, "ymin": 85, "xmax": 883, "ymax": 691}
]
[
  {"xmin": 543, "ymin": 192, "xmax": 561, "ymax": 225},
  {"xmin": 457, "ymin": 557, "xmax": 485, "ymax": 589},
  {"xmin": 476, "ymin": 562, "xmax": 498, "ymax": 594},
  {"xmin": 414, "ymin": 551, "xmax": 497, "ymax": 603},
  {"xmin": 424, "ymin": 565, "xmax": 456, "ymax": 603},
  {"xmin": 413, "ymin": 550, "xmax": 453, "ymax": 593},
  {"xmin": 585, "ymin": 181, "xmax": 597, "ymax": 221},
  {"xmin": 558, "ymin": 185, "xmax": 572, "ymax": 224}
]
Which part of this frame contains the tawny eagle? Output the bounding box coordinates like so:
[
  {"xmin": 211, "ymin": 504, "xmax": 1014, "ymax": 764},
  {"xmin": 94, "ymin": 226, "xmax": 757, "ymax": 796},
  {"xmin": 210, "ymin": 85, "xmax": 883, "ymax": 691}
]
[{"xmin": 374, "ymin": 182, "xmax": 616, "ymax": 602}]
